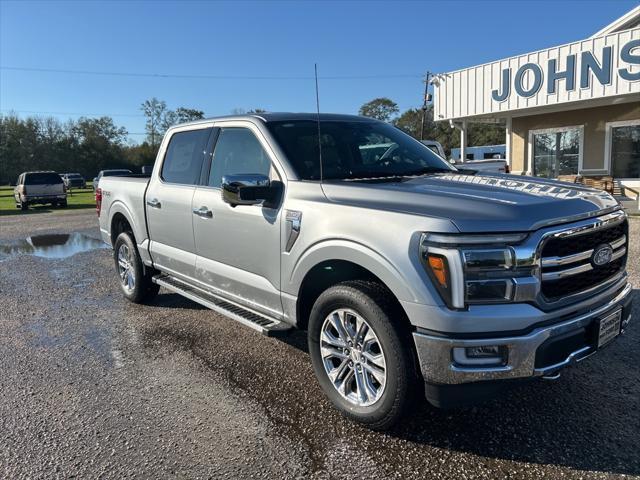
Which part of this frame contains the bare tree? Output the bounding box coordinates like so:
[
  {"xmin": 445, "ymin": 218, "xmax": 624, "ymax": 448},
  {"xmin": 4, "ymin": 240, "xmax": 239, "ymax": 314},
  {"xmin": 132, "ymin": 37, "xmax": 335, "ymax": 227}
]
[{"xmin": 141, "ymin": 98, "xmax": 168, "ymax": 148}]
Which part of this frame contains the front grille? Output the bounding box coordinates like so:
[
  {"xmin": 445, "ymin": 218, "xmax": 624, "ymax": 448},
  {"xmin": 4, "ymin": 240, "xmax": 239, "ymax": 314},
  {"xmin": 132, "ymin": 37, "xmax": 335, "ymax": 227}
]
[
  {"xmin": 540, "ymin": 218, "xmax": 628, "ymax": 302},
  {"xmin": 542, "ymin": 222, "xmax": 626, "ymax": 258},
  {"xmin": 541, "ymin": 257, "xmax": 624, "ymax": 299}
]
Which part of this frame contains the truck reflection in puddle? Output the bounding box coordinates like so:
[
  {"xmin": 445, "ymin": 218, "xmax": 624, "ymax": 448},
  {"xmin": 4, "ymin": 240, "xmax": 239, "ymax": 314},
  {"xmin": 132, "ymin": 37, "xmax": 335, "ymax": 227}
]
[{"xmin": 0, "ymin": 233, "xmax": 107, "ymax": 260}]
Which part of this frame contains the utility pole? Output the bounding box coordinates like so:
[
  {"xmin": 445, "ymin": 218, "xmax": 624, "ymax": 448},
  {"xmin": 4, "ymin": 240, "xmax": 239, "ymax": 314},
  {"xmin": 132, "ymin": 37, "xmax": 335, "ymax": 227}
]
[{"xmin": 420, "ymin": 72, "xmax": 432, "ymax": 141}]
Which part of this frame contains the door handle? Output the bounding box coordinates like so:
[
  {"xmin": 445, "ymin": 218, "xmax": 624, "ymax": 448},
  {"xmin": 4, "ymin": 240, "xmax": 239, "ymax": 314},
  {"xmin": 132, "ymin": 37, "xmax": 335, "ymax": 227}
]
[
  {"xmin": 146, "ymin": 198, "xmax": 161, "ymax": 209},
  {"xmin": 192, "ymin": 206, "xmax": 213, "ymax": 218}
]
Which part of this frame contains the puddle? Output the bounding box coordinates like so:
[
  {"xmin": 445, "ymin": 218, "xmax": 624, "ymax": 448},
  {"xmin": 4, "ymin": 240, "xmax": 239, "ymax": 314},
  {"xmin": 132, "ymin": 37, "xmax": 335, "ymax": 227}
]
[{"xmin": 0, "ymin": 233, "xmax": 108, "ymax": 260}]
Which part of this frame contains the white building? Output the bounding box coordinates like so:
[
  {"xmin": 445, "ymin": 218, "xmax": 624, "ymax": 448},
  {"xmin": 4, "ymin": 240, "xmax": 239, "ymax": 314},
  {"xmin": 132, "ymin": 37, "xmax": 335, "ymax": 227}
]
[{"xmin": 433, "ymin": 6, "xmax": 640, "ymax": 193}]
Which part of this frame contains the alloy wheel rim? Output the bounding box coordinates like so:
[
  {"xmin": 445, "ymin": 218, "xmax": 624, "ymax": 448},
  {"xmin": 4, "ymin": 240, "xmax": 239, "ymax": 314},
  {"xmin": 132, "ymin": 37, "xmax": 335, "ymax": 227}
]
[
  {"xmin": 320, "ymin": 308, "xmax": 387, "ymax": 407},
  {"xmin": 117, "ymin": 244, "xmax": 135, "ymax": 292}
]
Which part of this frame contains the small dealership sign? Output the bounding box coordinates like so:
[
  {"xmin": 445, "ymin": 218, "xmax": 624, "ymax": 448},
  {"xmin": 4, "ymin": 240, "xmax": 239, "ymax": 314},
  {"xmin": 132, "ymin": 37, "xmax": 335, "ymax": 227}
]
[{"xmin": 433, "ymin": 28, "xmax": 640, "ymax": 121}]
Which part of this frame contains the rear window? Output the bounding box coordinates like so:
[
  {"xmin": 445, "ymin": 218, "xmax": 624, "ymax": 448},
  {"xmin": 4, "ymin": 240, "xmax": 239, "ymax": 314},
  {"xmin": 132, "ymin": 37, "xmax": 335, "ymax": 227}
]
[
  {"xmin": 24, "ymin": 173, "xmax": 63, "ymax": 185},
  {"xmin": 161, "ymin": 128, "xmax": 211, "ymax": 184}
]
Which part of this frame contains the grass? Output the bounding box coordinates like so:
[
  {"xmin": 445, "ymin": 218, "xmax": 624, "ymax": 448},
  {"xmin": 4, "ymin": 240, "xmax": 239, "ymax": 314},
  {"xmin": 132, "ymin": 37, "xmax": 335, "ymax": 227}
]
[{"xmin": 0, "ymin": 185, "xmax": 96, "ymax": 216}]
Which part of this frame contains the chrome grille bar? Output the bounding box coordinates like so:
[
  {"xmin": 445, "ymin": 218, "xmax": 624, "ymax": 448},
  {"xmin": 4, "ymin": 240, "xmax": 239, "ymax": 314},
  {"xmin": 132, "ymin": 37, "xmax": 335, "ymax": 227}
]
[
  {"xmin": 541, "ymin": 246, "xmax": 627, "ymax": 281},
  {"xmin": 541, "ymin": 235, "xmax": 626, "ymax": 267}
]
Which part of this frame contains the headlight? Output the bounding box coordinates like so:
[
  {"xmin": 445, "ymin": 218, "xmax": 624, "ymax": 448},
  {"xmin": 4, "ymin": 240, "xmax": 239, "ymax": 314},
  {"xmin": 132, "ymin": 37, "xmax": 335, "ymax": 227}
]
[{"xmin": 420, "ymin": 233, "xmax": 530, "ymax": 309}]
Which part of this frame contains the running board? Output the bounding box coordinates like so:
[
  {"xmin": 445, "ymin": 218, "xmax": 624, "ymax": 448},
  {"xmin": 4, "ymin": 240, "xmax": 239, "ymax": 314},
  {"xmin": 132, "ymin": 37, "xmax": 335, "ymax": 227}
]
[{"xmin": 153, "ymin": 274, "xmax": 292, "ymax": 337}]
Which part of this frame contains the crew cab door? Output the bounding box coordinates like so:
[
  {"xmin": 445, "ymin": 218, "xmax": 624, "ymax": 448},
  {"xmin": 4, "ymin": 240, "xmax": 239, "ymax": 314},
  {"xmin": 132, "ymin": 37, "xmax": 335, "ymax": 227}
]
[
  {"xmin": 146, "ymin": 126, "xmax": 212, "ymax": 281},
  {"xmin": 192, "ymin": 124, "xmax": 284, "ymax": 317}
]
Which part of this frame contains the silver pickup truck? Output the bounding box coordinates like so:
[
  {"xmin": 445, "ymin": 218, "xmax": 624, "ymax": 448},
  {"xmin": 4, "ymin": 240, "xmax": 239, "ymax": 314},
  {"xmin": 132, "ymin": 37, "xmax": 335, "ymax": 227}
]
[{"xmin": 97, "ymin": 113, "xmax": 632, "ymax": 430}]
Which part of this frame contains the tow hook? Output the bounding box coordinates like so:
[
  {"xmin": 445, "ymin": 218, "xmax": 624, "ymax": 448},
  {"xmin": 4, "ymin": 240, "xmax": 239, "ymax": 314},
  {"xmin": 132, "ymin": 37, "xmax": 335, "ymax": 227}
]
[{"xmin": 542, "ymin": 372, "xmax": 561, "ymax": 381}]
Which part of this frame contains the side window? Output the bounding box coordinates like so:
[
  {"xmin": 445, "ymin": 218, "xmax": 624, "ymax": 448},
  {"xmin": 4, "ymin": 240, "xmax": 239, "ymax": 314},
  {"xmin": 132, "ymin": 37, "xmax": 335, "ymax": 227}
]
[
  {"xmin": 161, "ymin": 128, "xmax": 211, "ymax": 185},
  {"xmin": 208, "ymin": 128, "xmax": 271, "ymax": 188}
]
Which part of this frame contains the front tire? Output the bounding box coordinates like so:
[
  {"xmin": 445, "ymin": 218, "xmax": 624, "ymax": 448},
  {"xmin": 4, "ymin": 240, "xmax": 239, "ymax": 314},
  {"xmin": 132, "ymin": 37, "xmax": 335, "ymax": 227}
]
[
  {"xmin": 308, "ymin": 280, "xmax": 416, "ymax": 431},
  {"xmin": 113, "ymin": 232, "xmax": 159, "ymax": 304},
  {"xmin": 20, "ymin": 201, "xmax": 28, "ymax": 211}
]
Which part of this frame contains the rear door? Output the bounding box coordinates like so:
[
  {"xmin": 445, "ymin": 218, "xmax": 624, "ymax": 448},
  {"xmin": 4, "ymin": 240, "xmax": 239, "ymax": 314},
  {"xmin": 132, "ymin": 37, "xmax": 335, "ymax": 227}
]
[{"xmin": 146, "ymin": 126, "xmax": 213, "ymax": 281}]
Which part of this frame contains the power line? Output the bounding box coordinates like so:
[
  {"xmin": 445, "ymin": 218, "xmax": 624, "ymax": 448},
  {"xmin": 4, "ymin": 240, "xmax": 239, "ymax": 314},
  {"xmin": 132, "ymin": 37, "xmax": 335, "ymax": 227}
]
[
  {"xmin": 1, "ymin": 108, "xmax": 145, "ymax": 117},
  {"xmin": 0, "ymin": 65, "xmax": 423, "ymax": 80}
]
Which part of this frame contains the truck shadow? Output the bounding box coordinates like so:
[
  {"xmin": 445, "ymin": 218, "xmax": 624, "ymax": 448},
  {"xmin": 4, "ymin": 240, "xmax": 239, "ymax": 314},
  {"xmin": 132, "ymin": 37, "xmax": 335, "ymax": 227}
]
[
  {"xmin": 149, "ymin": 292, "xmax": 208, "ymax": 311},
  {"xmin": 276, "ymin": 291, "xmax": 640, "ymax": 476},
  {"xmin": 143, "ymin": 287, "xmax": 639, "ymax": 476}
]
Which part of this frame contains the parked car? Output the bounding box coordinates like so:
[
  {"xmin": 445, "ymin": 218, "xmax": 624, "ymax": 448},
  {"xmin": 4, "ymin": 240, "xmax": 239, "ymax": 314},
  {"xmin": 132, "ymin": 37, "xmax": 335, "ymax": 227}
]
[
  {"xmin": 451, "ymin": 158, "xmax": 510, "ymax": 173},
  {"xmin": 420, "ymin": 140, "xmax": 446, "ymax": 159},
  {"xmin": 14, "ymin": 171, "xmax": 67, "ymax": 210},
  {"xmin": 93, "ymin": 169, "xmax": 133, "ymax": 191},
  {"xmin": 62, "ymin": 173, "xmax": 86, "ymax": 189},
  {"xmin": 451, "ymin": 144, "xmax": 506, "ymax": 161},
  {"xmin": 97, "ymin": 113, "xmax": 631, "ymax": 430}
]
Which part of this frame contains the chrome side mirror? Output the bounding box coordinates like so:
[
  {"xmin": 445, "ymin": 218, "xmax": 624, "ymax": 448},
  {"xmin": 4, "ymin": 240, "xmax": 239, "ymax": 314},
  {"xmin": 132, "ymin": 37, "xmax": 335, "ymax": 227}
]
[{"xmin": 222, "ymin": 174, "xmax": 274, "ymax": 207}]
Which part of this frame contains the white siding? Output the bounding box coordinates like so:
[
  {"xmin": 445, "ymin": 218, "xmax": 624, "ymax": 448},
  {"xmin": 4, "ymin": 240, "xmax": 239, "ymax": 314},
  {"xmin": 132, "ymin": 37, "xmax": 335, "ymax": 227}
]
[{"xmin": 433, "ymin": 28, "xmax": 640, "ymax": 121}]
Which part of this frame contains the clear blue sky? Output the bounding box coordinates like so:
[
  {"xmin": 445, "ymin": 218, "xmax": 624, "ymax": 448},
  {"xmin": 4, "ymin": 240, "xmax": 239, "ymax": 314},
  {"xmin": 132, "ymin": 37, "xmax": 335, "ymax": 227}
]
[{"xmin": 1, "ymin": 0, "xmax": 638, "ymax": 142}]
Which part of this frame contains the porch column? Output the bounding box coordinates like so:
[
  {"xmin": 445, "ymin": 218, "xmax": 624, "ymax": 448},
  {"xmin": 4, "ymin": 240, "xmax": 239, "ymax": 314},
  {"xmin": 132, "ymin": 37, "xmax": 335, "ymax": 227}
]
[
  {"xmin": 505, "ymin": 117, "xmax": 512, "ymax": 169},
  {"xmin": 460, "ymin": 120, "xmax": 467, "ymax": 161}
]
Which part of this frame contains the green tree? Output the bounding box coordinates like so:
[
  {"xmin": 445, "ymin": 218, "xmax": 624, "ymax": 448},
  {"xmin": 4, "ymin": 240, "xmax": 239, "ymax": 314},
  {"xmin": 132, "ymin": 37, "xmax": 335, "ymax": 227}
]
[
  {"xmin": 393, "ymin": 108, "xmax": 425, "ymax": 139},
  {"xmin": 124, "ymin": 141, "xmax": 158, "ymax": 169},
  {"xmin": 391, "ymin": 105, "xmax": 506, "ymax": 157},
  {"xmin": 71, "ymin": 117, "xmax": 129, "ymax": 176},
  {"xmin": 358, "ymin": 98, "xmax": 399, "ymax": 122},
  {"xmin": 174, "ymin": 107, "xmax": 204, "ymax": 123}
]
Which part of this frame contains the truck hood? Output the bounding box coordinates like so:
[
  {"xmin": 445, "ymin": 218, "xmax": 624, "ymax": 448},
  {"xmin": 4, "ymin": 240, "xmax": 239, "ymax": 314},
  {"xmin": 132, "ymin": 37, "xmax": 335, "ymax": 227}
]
[{"xmin": 321, "ymin": 173, "xmax": 620, "ymax": 232}]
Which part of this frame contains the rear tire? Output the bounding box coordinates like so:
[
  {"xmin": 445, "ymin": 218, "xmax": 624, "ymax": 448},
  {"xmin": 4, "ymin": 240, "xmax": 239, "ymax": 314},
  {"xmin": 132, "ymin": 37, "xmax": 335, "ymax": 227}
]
[
  {"xmin": 308, "ymin": 280, "xmax": 416, "ymax": 431},
  {"xmin": 113, "ymin": 232, "xmax": 159, "ymax": 304}
]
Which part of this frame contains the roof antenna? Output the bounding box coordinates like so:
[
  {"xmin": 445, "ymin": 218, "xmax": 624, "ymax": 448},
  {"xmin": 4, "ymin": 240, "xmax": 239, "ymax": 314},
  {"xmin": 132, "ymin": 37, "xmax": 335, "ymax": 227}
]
[{"xmin": 314, "ymin": 63, "xmax": 324, "ymax": 182}]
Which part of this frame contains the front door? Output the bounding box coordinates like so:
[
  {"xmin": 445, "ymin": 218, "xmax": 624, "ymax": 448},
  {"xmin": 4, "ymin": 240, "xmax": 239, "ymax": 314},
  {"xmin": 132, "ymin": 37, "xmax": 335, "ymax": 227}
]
[
  {"xmin": 146, "ymin": 126, "xmax": 212, "ymax": 280},
  {"xmin": 532, "ymin": 126, "xmax": 582, "ymax": 178},
  {"xmin": 192, "ymin": 125, "xmax": 283, "ymax": 317}
]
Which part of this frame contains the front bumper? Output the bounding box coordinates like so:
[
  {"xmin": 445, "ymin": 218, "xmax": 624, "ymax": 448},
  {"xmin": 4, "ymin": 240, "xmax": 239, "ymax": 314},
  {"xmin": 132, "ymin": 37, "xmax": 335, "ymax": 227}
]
[{"xmin": 413, "ymin": 282, "xmax": 633, "ymax": 386}]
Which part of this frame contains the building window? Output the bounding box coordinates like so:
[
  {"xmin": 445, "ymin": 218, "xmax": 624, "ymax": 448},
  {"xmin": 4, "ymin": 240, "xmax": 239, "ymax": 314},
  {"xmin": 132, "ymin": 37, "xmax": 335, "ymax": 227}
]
[
  {"xmin": 529, "ymin": 126, "xmax": 583, "ymax": 179},
  {"xmin": 606, "ymin": 120, "xmax": 640, "ymax": 179}
]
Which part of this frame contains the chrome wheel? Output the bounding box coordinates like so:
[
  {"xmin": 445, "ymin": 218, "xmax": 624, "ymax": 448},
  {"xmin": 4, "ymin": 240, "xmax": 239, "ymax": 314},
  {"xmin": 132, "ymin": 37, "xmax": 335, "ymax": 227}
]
[
  {"xmin": 117, "ymin": 244, "xmax": 135, "ymax": 292},
  {"xmin": 320, "ymin": 308, "xmax": 387, "ymax": 407}
]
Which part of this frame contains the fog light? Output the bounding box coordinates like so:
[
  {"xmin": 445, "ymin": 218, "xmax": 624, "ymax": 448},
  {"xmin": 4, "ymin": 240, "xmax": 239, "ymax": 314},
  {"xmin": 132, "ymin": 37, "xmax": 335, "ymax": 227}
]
[
  {"xmin": 466, "ymin": 279, "xmax": 513, "ymax": 303},
  {"xmin": 452, "ymin": 345, "xmax": 507, "ymax": 366},
  {"xmin": 467, "ymin": 345, "xmax": 501, "ymax": 358}
]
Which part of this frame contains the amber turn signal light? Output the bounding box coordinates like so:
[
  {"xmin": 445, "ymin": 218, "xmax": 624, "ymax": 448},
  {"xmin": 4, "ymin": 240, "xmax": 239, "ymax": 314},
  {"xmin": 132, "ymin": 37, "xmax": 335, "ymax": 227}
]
[{"xmin": 427, "ymin": 255, "xmax": 448, "ymax": 288}]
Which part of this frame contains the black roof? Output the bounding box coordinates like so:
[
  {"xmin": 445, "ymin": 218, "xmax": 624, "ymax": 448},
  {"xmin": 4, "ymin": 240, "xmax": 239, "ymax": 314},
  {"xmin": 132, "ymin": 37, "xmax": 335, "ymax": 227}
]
[
  {"xmin": 176, "ymin": 112, "xmax": 380, "ymax": 129},
  {"xmin": 254, "ymin": 112, "xmax": 376, "ymax": 123}
]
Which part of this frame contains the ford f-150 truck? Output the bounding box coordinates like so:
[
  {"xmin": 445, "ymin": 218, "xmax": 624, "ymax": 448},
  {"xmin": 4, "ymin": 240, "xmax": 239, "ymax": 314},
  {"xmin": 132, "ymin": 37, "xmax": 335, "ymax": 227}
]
[{"xmin": 97, "ymin": 113, "xmax": 632, "ymax": 430}]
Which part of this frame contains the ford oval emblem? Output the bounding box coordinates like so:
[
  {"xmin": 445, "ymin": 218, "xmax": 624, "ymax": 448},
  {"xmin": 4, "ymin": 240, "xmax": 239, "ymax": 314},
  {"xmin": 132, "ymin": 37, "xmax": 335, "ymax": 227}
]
[{"xmin": 592, "ymin": 244, "xmax": 613, "ymax": 267}]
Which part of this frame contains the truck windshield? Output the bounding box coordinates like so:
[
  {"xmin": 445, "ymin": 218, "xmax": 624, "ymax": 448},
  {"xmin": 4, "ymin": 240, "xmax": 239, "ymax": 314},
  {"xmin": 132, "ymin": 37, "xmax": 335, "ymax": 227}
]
[
  {"xmin": 266, "ymin": 120, "xmax": 456, "ymax": 180},
  {"xmin": 25, "ymin": 173, "xmax": 63, "ymax": 185}
]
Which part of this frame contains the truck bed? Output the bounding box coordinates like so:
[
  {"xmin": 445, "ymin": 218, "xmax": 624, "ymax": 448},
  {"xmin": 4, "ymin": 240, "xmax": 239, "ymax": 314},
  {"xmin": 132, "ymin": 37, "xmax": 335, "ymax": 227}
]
[{"xmin": 97, "ymin": 175, "xmax": 150, "ymax": 248}]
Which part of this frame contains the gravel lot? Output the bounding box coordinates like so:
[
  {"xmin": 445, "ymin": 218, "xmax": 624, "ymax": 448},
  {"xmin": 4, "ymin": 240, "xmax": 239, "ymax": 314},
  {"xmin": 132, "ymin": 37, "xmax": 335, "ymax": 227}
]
[{"xmin": 0, "ymin": 210, "xmax": 638, "ymax": 479}]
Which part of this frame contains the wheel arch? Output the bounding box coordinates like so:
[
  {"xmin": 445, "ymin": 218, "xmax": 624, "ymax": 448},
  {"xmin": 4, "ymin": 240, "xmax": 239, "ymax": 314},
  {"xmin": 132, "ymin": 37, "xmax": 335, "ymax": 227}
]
[
  {"xmin": 291, "ymin": 240, "xmax": 421, "ymax": 331},
  {"xmin": 108, "ymin": 201, "xmax": 145, "ymax": 246}
]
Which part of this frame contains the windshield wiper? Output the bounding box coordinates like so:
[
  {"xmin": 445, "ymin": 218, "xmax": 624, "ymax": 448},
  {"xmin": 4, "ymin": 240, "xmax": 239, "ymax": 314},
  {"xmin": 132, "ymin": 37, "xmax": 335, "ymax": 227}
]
[
  {"xmin": 399, "ymin": 166, "xmax": 455, "ymax": 177},
  {"xmin": 336, "ymin": 167, "xmax": 455, "ymax": 182}
]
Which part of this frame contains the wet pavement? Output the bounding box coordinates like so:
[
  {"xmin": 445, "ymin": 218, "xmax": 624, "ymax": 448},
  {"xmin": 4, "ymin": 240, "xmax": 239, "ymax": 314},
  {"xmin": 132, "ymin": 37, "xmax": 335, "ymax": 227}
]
[
  {"xmin": 0, "ymin": 233, "xmax": 107, "ymax": 261},
  {"xmin": 0, "ymin": 210, "xmax": 638, "ymax": 479}
]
